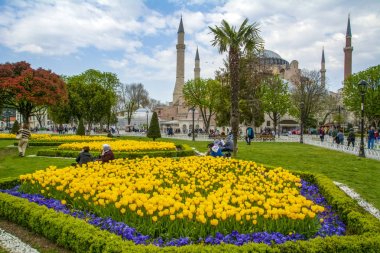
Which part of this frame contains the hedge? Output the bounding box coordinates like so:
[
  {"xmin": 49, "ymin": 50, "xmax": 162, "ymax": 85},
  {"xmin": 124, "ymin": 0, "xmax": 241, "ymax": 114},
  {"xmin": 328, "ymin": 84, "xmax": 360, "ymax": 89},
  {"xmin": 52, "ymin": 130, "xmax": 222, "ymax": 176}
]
[
  {"xmin": 36, "ymin": 144, "xmax": 194, "ymax": 159},
  {"xmin": 14, "ymin": 142, "xmax": 66, "ymax": 146},
  {"xmin": 1, "ymin": 172, "xmax": 380, "ymax": 252}
]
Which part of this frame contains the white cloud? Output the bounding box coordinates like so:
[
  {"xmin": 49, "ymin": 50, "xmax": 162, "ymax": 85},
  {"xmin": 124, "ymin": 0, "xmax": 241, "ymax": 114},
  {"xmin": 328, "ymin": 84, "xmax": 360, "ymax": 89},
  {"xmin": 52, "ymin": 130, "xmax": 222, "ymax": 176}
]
[
  {"xmin": 1, "ymin": 0, "xmax": 379, "ymax": 102},
  {"xmin": 0, "ymin": 0, "xmax": 166, "ymax": 55}
]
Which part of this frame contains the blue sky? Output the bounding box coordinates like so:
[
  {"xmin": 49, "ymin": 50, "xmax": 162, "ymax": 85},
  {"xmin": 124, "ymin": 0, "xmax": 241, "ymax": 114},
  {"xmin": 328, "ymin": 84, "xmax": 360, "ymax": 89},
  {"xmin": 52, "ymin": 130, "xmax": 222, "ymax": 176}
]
[{"xmin": 1, "ymin": 0, "xmax": 379, "ymax": 103}]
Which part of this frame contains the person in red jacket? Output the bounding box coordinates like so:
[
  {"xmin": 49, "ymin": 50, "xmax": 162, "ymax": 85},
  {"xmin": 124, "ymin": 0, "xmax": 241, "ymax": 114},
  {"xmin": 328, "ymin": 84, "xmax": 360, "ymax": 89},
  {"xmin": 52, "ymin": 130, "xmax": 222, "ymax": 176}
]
[{"xmin": 98, "ymin": 144, "xmax": 115, "ymax": 163}]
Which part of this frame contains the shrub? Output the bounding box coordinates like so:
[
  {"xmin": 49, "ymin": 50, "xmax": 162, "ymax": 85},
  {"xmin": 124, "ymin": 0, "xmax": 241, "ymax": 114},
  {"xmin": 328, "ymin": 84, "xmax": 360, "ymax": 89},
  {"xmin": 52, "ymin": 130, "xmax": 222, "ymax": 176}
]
[
  {"xmin": 147, "ymin": 112, "xmax": 161, "ymax": 141},
  {"xmin": 11, "ymin": 120, "xmax": 20, "ymax": 134},
  {"xmin": 76, "ymin": 118, "xmax": 85, "ymax": 136},
  {"xmin": 37, "ymin": 144, "xmax": 194, "ymax": 159},
  {"xmin": 1, "ymin": 171, "xmax": 380, "ymax": 252}
]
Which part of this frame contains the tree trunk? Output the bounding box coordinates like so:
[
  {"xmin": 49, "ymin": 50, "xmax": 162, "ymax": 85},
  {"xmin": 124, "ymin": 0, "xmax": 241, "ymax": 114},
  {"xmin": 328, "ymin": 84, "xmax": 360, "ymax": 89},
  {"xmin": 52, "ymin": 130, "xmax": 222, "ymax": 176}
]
[
  {"xmin": 273, "ymin": 112, "xmax": 278, "ymax": 135},
  {"xmin": 19, "ymin": 102, "xmax": 33, "ymax": 126},
  {"xmin": 229, "ymin": 48, "xmax": 240, "ymax": 157},
  {"xmin": 200, "ymin": 106, "xmax": 213, "ymax": 133},
  {"xmin": 321, "ymin": 111, "xmax": 332, "ymax": 125}
]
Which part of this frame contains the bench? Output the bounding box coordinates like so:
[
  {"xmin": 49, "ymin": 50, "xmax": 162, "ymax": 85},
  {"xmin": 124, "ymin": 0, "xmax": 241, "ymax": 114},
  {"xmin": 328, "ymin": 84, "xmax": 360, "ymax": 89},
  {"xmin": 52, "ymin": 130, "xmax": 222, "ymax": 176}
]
[{"xmin": 256, "ymin": 134, "xmax": 275, "ymax": 141}]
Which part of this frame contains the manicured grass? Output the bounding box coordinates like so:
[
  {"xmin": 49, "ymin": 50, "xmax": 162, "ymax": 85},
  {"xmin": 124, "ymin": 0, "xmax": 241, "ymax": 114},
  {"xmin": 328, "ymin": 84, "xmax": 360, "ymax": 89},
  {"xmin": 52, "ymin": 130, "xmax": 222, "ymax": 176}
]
[
  {"xmin": 0, "ymin": 137, "xmax": 379, "ymax": 210},
  {"xmin": 0, "ymin": 145, "xmax": 72, "ymax": 179}
]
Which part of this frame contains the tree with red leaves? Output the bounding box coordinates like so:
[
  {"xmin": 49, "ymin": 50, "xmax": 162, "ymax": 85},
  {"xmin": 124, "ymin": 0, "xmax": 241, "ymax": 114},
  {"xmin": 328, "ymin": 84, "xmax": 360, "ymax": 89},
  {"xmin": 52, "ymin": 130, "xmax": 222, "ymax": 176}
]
[{"xmin": 0, "ymin": 61, "xmax": 68, "ymax": 124}]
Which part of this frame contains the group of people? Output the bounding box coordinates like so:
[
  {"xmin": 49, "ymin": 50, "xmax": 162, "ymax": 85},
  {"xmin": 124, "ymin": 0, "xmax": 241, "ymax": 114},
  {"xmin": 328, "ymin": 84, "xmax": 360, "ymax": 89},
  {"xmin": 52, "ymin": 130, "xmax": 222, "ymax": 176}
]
[
  {"xmin": 15, "ymin": 123, "xmax": 116, "ymax": 163},
  {"xmin": 319, "ymin": 126, "xmax": 378, "ymax": 149},
  {"xmin": 75, "ymin": 144, "xmax": 115, "ymax": 165},
  {"xmin": 207, "ymin": 134, "xmax": 234, "ymax": 157}
]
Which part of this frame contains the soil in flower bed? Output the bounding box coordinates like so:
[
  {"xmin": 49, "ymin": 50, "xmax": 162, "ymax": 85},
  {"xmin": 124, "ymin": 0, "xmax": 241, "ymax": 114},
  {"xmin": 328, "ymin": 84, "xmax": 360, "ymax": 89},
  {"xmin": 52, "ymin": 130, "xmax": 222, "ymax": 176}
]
[{"xmin": 0, "ymin": 218, "xmax": 72, "ymax": 253}]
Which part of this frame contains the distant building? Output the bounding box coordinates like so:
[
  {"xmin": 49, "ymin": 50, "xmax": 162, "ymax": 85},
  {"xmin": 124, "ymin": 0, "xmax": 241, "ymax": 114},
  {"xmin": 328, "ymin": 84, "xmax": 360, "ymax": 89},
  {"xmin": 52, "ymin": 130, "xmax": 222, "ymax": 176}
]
[
  {"xmin": 155, "ymin": 17, "xmax": 208, "ymax": 134},
  {"xmin": 256, "ymin": 49, "xmax": 302, "ymax": 133}
]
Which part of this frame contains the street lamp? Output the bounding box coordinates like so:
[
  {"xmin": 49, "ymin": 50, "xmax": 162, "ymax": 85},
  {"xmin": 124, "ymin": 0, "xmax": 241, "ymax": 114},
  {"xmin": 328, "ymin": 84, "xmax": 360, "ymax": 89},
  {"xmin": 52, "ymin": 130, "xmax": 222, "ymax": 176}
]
[
  {"xmin": 358, "ymin": 80, "xmax": 368, "ymax": 158},
  {"xmin": 300, "ymin": 102, "xmax": 304, "ymax": 144},
  {"xmin": 191, "ymin": 107, "xmax": 195, "ymax": 141}
]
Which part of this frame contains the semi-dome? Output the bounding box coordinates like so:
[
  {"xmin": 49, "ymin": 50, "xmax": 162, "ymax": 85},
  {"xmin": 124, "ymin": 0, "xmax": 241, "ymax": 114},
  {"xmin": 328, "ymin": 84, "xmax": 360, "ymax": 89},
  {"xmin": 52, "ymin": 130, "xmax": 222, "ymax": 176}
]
[{"xmin": 259, "ymin": 49, "xmax": 289, "ymax": 66}]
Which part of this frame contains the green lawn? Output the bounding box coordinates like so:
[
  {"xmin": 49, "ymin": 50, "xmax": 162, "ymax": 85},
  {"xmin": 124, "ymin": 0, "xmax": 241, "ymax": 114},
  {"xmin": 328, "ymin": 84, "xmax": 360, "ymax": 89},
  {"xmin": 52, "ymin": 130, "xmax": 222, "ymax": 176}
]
[{"xmin": 1, "ymin": 137, "xmax": 379, "ymax": 210}]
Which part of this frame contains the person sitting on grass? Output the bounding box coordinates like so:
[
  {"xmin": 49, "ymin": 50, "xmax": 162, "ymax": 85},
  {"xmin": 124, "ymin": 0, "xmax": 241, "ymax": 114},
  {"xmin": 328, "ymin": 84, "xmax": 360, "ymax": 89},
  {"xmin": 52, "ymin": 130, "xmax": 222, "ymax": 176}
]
[
  {"xmin": 75, "ymin": 146, "xmax": 93, "ymax": 166},
  {"xmin": 222, "ymin": 134, "xmax": 234, "ymax": 151},
  {"xmin": 97, "ymin": 144, "xmax": 115, "ymax": 163},
  {"xmin": 206, "ymin": 143, "xmax": 223, "ymax": 157}
]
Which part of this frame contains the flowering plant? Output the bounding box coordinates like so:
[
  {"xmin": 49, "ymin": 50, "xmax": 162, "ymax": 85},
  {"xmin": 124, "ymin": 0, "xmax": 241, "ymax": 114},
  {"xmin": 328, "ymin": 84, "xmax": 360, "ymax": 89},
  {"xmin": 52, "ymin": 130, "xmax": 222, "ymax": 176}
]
[
  {"xmin": 20, "ymin": 157, "xmax": 325, "ymax": 240},
  {"xmin": 57, "ymin": 140, "xmax": 176, "ymax": 152}
]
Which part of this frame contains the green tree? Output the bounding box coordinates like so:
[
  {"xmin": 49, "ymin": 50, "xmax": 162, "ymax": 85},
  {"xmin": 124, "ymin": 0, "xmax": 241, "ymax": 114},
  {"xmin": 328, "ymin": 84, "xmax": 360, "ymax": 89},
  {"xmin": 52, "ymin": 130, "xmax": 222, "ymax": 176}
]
[
  {"xmin": 11, "ymin": 120, "xmax": 20, "ymax": 134},
  {"xmin": 343, "ymin": 65, "xmax": 380, "ymax": 127},
  {"xmin": 261, "ymin": 75, "xmax": 291, "ymax": 134},
  {"xmin": 209, "ymin": 18, "xmax": 263, "ymax": 156},
  {"xmin": 239, "ymin": 56, "xmax": 266, "ymax": 128},
  {"xmin": 319, "ymin": 93, "xmax": 339, "ymax": 125},
  {"xmin": 147, "ymin": 112, "xmax": 161, "ymax": 141},
  {"xmin": 76, "ymin": 118, "xmax": 85, "ymax": 136},
  {"xmin": 48, "ymin": 101, "xmax": 72, "ymax": 125},
  {"xmin": 214, "ymin": 68, "xmax": 231, "ymax": 126},
  {"xmin": 183, "ymin": 78, "xmax": 221, "ymax": 133},
  {"xmin": 290, "ymin": 70, "xmax": 327, "ymax": 134},
  {"xmin": 63, "ymin": 70, "xmax": 119, "ymax": 132}
]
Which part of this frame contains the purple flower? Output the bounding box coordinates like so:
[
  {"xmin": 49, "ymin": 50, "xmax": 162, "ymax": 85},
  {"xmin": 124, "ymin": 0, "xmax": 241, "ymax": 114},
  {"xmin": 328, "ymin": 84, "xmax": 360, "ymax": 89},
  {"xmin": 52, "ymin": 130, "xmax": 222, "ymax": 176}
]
[{"xmin": 0, "ymin": 179, "xmax": 346, "ymax": 247}]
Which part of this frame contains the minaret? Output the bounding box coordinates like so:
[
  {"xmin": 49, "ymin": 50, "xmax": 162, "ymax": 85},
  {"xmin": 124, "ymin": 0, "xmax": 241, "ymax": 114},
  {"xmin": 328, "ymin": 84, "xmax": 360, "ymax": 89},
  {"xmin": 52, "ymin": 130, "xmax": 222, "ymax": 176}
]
[
  {"xmin": 194, "ymin": 47, "xmax": 200, "ymax": 79},
  {"xmin": 343, "ymin": 14, "xmax": 353, "ymax": 80},
  {"xmin": 173, "ymin": 16, "xmax": 185, "ymax": 104},
  {"xmin": 320, "ymin": 47, "xmax": 326, "ymax": 87}
]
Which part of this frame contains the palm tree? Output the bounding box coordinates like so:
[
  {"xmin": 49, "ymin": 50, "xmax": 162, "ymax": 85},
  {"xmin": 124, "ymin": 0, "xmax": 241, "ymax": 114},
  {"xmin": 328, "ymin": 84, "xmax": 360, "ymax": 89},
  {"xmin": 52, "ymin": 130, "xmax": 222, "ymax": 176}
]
[{"xmin": 209, "ymin": 18, "xmax": 263, "ymax": 157}]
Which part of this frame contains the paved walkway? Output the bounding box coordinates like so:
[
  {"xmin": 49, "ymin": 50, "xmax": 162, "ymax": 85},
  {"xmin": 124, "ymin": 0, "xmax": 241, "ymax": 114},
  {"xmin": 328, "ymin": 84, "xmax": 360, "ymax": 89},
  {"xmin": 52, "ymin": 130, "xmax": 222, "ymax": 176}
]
[
  {"xmin": 11, "ymin": 131, "xmax": 380, "ymax": 161},
  {"xmin": 302, "ymin": 135, "xmax": 380, "ymax": 161},
  {"xmin": 153, "ymin": 133, "xmax": 380, "ymax": 161}
]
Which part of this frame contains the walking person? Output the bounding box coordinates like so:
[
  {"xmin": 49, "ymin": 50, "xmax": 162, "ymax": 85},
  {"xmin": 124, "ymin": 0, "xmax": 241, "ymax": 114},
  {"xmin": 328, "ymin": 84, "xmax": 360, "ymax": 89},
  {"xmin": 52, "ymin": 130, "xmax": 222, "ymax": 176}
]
[
  {"xmin": 319, "ymin": 127, "xmax": 325, "ymax": 142},
  {"xmin": 368, "ymin": 126, "xmax": 375, "ymax": 149},
  {"xmin": 245, "ymin": 126, "xmax": 254, "ymax": 145},
  {"xmin": 347, "ymin": 129, "xmax": 355, "ymax": 147},
  {"xmin": 336, "ymin": 129, "xmax": 344, "ymax": 145},
  {"xmin": 332, "ymin": 127, "xmax": 338, "ymax": 144},
  {"xmin": 17, "ymin": 123, "xmax": 31, "ymax": 157}
]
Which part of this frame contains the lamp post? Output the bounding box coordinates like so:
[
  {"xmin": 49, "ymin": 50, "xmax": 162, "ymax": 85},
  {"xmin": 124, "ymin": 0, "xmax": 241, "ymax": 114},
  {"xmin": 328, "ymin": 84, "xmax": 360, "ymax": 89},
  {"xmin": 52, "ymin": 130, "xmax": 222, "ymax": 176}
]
[
  {"xmin": 358, "ymin": 80, "xmax": 368, "ymax": 158},
  {"xmin": 146, "ymin": 109, "xmax": 149, "ymax": 131},
  {"xmin": 191, "ymin": 107, "xmax": 195, "ymax": 141},
  {"xmin": 300, "ymin": 102, "xmax": 304, "ymax": 144}
]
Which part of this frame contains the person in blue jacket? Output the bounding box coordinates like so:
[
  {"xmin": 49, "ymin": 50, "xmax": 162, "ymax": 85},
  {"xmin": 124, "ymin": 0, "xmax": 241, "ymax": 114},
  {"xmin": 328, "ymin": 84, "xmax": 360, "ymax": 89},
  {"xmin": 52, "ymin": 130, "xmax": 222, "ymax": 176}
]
[{"xmin": 207, "ymin": 143, "xmax": 223, "ymax": 157}]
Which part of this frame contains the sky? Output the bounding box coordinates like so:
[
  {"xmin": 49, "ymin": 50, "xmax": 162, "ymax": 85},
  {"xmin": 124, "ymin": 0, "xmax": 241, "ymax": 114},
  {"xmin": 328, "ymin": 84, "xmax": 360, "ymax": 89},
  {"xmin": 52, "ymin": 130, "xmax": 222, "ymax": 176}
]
[{"xmin": 1, "ymin": 0, "xmax": 379, "ymax": 103}]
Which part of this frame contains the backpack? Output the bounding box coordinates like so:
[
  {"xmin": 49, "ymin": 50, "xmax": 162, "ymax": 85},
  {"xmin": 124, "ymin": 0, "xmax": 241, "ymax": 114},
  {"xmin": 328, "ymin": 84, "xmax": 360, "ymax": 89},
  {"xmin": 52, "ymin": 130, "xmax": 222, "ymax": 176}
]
[{"xmin": 247, "ymin": 127, "xmax": 253, "ymax": 137}]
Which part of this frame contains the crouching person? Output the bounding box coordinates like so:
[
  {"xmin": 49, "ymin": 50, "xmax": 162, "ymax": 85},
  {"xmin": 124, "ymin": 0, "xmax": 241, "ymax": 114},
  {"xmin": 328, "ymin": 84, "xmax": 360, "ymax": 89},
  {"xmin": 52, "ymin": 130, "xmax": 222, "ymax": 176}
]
[{"xmin": 207, "ymin": 143, "xmax": 223, "ymax": 157}]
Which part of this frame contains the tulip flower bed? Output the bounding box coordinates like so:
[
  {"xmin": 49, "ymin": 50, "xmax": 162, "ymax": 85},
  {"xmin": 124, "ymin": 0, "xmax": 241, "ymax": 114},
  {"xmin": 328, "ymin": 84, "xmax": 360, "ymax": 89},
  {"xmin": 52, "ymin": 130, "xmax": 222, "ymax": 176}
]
[
  {"xmin": 18, "ymin": 157, "xmax": 335, "ymax": 244},
  {"xmin": 0, "ymin": 133, "xmax": 112, "ymax": 142},
  {"xmin": 32, "ymin": 134, "xmax": 112, "ymax": 142},
  {"xmin": 57, "ymin": 140, "xmax": 177, "ymax": 152},
  {"xmin": 0, "ymin": 133, "xmax": 17, "ymax": 139}
]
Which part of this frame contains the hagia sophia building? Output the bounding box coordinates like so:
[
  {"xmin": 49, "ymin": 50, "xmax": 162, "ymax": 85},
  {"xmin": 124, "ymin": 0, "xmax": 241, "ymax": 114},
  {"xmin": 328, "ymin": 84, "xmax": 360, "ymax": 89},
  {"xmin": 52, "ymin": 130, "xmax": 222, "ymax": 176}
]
[{"xmin": 154, "ymin": 15, "xmax": 353, "ymax": 135}]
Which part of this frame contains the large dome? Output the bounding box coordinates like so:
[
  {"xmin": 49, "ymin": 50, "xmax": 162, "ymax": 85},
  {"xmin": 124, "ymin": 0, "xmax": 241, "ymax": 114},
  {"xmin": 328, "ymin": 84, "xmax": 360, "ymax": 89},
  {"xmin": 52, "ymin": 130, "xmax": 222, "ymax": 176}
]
[{"xmin": 260, "ymin": 50, "xmax": 289, "ymax": 66}]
